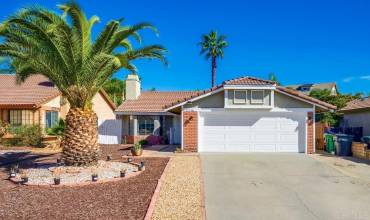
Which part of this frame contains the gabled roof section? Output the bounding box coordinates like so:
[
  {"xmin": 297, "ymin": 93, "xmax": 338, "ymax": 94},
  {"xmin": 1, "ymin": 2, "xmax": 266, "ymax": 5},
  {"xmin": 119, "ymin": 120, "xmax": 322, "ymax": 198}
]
[
  {"xmin": 339, "ymin": 97, "xmax": 370, "ymax": 112},
  {"xmin": 116, "ymin": 91, "xmax": 198, "ymax": 113},
  {"xmin": 223, "ymin": 76, "xmax": 276, "ymax": 86},
  {"xmin": 0, "ymin": 74, "xmax": 61, "ymax": 108}
]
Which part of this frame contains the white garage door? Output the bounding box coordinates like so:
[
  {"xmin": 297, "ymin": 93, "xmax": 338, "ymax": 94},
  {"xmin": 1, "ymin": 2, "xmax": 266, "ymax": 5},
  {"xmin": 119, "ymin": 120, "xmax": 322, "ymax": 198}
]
[{"xmin": 198, "ymin": 110, "xmax": 306, "ymax": 153}]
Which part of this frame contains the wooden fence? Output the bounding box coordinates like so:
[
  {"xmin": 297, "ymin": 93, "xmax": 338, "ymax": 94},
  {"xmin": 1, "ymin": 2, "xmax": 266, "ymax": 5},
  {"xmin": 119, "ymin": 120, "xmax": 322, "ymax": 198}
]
[{"xmin": 315, "ymin": 122, "xmax": 327, "ymax": 151}]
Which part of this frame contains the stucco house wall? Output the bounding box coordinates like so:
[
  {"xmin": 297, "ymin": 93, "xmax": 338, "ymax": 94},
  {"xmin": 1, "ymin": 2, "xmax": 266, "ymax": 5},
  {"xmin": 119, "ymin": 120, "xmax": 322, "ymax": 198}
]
[{"xmin": 342, "ymin": 110, "xmax": 370, "ymax": 136}]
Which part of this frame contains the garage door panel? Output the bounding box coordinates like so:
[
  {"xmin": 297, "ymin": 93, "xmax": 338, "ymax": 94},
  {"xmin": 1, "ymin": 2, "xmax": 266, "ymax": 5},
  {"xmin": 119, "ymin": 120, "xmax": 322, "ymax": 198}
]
[
  {"xmin": 198, "ymin": 110, "xmax": 306, "ymax": 153},
  {"xmin": 252, "ymin": 144, "xmax": 276, "ymax": 152}
]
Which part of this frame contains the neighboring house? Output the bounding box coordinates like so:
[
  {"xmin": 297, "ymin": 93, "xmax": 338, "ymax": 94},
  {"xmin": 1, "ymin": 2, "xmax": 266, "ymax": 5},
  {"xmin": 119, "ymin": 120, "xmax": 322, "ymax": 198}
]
[
  {"xmin": 0, "ymin": 74, "xmax": 117, "ymax": 144},
  {"xmin": 116, "ymin": 74, "xmax": 336, "ymax": 153},
  {"xmin": 286, "ymin": 82, "xmax": 338, "ymax": 96},
  {"xmin": 339, "ymin": 97, "xmax": 370, "ymax": 136}
]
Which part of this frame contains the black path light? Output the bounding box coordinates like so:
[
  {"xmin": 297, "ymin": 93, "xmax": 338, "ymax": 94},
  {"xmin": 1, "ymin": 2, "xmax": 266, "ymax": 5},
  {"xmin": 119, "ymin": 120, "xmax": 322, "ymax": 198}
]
[
  {"xmin": 107, "ymin": 155, "xmax": 112, "ymax": 161},
  {"xmin": 9, "ymin": 167, "xmax": 16, "ymax": 178},
  {"xmin": 120, "ymin": 168, "xmax": 127, "ymax": 177},
  {"xmin": 139, "ymin": 161, "xmax": 145, "ymax": 171}
]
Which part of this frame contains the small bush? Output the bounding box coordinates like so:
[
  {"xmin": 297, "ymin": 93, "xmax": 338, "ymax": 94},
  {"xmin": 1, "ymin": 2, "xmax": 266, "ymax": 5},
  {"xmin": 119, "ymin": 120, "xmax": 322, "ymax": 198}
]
[
  {"xmin": 7, "ymin": 125, "xmax": 43, "ymax": 147},
  {"xmin": 46, "ymin": 119, "xmax": 65, "ymax": 136},
  {"xmin": 138, "ymin": 139, "xmax": 148, "ymax": 146},
  {"xmin": 0, "ymin": 121, "xmax": 9, "ymax": 138}
]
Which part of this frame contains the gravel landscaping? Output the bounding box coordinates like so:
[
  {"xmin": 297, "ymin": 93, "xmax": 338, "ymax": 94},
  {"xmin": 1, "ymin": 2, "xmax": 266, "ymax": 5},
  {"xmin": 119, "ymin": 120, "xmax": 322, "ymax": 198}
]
[
  {"xmin": 0, "ymin": 145, "xmax": 169, "ymax": 220},
  {"xmin": 151, "ymin": 155, "xmax": 203, "ymax": 220},
  {"xmin": 11, "ymin": 160, "xmax": 138, "ymax": 185}
]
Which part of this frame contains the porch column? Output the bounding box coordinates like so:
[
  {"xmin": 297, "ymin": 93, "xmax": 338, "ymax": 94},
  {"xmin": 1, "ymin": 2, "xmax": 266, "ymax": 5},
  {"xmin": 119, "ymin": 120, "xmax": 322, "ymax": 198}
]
[{"xmin": 153, "ymin": 116, "xmax": 160, "ymax": 136}]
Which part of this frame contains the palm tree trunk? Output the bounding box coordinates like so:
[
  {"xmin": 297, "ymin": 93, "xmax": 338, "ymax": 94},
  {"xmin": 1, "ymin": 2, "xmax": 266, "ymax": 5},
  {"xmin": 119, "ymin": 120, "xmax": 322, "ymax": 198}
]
[
  {"xmin": 62, "ymin": 108, "xmax": 100, "ymax": 166},
  {"xmin": 211, "ymin": 56, "xmax": 216, "ymax": 87}
]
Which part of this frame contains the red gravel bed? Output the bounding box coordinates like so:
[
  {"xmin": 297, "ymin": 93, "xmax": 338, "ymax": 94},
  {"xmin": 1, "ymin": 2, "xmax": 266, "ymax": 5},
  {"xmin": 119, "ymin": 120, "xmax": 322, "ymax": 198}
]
[{"xmin": 0, "ymin": 145, "xmax": 169, "ymax": 220}]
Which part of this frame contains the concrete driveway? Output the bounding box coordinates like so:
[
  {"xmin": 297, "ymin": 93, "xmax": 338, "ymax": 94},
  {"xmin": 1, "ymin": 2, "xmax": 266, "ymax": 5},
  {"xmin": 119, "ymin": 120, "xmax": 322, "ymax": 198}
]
[{"xmin": 201, "ymin": 153, "xmax": 370, "ymax": 220}]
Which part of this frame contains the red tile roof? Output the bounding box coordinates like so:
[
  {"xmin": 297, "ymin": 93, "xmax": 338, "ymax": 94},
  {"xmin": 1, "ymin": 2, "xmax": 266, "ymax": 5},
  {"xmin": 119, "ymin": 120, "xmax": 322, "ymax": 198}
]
[
  {"xmin": 340, "ymin": 97, "xmax": 370, "ymax": 112},
  {"xmin": 0, "ymin": 74, "xmax": 61, "ymax": 108},
  {"xmin": 0, "ymin": 74, "xmax": 115, "ymax": 110},
  {"xmin": 116, "ymin": 91, "xmax": 198, "ymax": 113},
  {"xmin": 224, "ymin": 76, "xmax": 275, "ymax": 86}
]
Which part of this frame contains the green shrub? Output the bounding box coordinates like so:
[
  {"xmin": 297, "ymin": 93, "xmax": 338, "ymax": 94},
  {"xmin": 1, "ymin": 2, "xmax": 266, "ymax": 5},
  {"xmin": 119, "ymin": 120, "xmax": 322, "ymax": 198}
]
[
  {"xmin": 0, "ymin": 120, "xmax": 9, "ymax": 138},
  {"xmin": 8, "ymin": 125, "xmax": 43, "ymax": 147},
  {"xmin": 46, "ymin": 119, "xmax": 65, "ymax": 136},
  {"xmin": 138, "ymin": 139, "xmax": 148, "ymax": 146}
]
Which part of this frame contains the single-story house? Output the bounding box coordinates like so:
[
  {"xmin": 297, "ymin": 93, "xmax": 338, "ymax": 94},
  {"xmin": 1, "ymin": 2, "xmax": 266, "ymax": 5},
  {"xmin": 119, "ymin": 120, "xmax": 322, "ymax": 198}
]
[
  {"xmin": 116, "ymin": 74, "xmax": 336, "ymax": 153},
  {"xmin": 286, "ymin": 82, "xmax": 338, "ymax": 96},
  {"xmin": 339, "ymin": 97, "xmax": 370, "ymax": 136},
  {"xmin": 0, "ymin": 74, "xmax": 117, "ymax": 144}
]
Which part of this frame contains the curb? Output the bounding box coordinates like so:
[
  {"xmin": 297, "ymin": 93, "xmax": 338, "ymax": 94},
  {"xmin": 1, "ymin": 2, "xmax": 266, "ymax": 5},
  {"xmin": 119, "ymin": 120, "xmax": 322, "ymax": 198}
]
[
  {"xmin": 144, "ymin": 157, "xmax": 171, "ymax": 220},
  {"xmin": 198, "ymin": 155, "xmax": 207, "ymax": 220}
]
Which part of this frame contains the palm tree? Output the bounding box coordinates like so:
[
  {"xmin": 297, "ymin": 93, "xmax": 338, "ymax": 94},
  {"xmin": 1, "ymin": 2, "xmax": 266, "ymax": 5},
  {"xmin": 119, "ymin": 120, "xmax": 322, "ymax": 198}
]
[
  {"xmin": 199, "ymin": 30, "xmax": 228, "ymax": 87},
  {"xmin": 0, "ymin": 2, "xmax": 166, "ymax": 166}
]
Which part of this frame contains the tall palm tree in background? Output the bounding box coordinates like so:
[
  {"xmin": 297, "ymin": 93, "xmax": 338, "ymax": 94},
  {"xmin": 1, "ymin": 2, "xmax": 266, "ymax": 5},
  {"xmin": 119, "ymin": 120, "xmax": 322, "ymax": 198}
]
[
  {"xmin": 0, "ymin": 2, "xmax": 166, "ymax": 166},
  {"xmin": 199, "ymin": 30, "xmax": 228, "ymax": 87}
]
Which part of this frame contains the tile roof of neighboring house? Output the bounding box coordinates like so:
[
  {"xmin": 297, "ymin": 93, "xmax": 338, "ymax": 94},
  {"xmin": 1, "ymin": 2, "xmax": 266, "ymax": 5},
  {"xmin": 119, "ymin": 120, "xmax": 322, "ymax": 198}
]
[
  {"xmin": 116, "ymin": 91, "xmax": 198, "ymax": 113},
  {"xmin": 340, "ymin": 97, "xmax": 370, "ymax": 112},
  {"xmin": 0, "ymin": 74, "xmax": 61, "ymax": 108},
  {"xmin": 0, "ymin": 74, "xmax": 116, "ymax": 110}
]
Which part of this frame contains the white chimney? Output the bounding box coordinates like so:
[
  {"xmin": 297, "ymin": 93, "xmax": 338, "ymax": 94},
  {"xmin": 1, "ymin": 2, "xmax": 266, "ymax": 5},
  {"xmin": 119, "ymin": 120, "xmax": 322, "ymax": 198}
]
[{"xmin": 125, "ymin": 74, "xmax": 141, "ymax": 100}]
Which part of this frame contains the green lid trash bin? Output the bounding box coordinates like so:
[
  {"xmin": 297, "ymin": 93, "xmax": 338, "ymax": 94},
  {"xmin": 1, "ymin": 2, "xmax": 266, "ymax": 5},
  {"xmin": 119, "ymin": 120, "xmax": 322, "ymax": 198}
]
[{"xmin": 325, "ymin": 134, "xmax": 335, "ymax": 154}]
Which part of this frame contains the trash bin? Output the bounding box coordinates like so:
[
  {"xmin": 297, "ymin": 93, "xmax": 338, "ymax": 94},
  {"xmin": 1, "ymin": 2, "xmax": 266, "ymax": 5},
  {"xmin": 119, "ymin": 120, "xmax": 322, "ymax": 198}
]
[
  {"xmin": 361, "ymin": 136, "xmax": 370, "ymax": 149},
  {"xmin": 325, "ymin": 134, "xmax": 335, "ymax": 154},
  {"xmin": 335, "ymin": 134, "xmax": 353, "ymax": 156}
]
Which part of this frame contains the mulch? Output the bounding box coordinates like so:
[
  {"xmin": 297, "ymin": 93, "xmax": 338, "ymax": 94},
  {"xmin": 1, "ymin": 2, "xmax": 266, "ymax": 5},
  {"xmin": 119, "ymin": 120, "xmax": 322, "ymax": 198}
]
[{"xmin": 0, "ymin": 145, "xmax": 169, "ymax": 220}]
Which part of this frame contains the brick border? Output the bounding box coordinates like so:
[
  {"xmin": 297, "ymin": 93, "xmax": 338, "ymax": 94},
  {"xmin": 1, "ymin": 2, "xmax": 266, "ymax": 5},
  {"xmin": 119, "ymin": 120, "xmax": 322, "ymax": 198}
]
[
  {"xmin": 307, "ymin": 112, "xmax": 314, "ymax": 154},
  {"xmin": 198, "ymin": 155, "xmax": 206, "ymax": 220},
  {"xmin": 144, "ymin": 157, "xmax": 171, "ymax": 220}
]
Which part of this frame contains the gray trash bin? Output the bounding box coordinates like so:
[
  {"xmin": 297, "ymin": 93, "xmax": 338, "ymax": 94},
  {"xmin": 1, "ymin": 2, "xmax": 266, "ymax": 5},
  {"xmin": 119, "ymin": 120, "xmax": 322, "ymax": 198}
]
[{"xmin": 335, "ymin": 134, "xmax": 353, "ymax": 156}]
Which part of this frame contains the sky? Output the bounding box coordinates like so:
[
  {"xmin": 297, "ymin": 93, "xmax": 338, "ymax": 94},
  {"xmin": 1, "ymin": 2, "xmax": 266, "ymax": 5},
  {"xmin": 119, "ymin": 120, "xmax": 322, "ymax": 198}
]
[{"xmin": 1, "ymin": 0, "xmax": 370, "ymax": 94}]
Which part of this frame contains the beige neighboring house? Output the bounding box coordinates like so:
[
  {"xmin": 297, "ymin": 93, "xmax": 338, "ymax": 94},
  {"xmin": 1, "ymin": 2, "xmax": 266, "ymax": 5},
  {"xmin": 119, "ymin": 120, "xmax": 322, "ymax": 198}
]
[
  {"xmin": 339, "ymin": 97, "xmax": 370, "ymax": 136},
  {"xmin": 286, "ymin": 82, "xmax": 338, "ymax": 96},
  {"xmin": 0, "ymin": 74, "xmax": 118, "ymax": 144}
]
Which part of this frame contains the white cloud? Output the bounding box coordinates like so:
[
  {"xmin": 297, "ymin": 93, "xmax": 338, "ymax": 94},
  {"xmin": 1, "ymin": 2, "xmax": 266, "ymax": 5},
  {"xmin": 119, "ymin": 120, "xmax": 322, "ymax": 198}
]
[
  {"xmin": 360, "ymin": 75, "xmax": 370, "ymax": 80},
  {"xmin": 342, "ymin": 77, "xmax": 355, "ymax": 83}
]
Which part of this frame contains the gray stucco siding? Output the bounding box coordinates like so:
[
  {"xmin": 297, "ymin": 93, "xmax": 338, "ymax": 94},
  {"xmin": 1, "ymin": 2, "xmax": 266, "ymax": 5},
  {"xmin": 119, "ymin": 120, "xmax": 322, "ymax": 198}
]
[
  {"xmin": 184, "ymin": 91, "xmax": 224, "ymax": 108},
  {"xmin": 342, "ymin": 111, "xmax": 370, "ymax": 136},
  {"xmin": 274, "ymin": 92, "xmax": 312, "ymax": 108},
  {"xmin": 183, "ymin": 89, "xmax": 313, "ymax": 109}
]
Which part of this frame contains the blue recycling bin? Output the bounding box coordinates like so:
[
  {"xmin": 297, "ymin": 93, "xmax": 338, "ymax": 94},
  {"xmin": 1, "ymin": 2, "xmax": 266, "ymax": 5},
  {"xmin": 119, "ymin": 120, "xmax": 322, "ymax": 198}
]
[{"xmin": 335, "ymin": 134, "xmax": 353, "ymax": 156}]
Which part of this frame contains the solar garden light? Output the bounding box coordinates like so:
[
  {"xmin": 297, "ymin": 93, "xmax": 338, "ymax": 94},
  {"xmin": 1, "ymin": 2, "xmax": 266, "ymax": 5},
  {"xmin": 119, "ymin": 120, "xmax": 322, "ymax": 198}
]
[
  {"xmin": 128, "ymin": 157, "xmax": 133, "ymax": 163},
  {"xmin": 139, "ymin": 161, "xmax": 145, "ymax": 171},
  {"xmin": 20, "ymin": 171, "xmax": 28, "ymax": 184},
  {"xmin": 54, "ymin": 177, "xmax": 61, "ymax": 185},
  {"xmin": 120, "ymin": 168, "xmax": 127, "ymax": 178},
  {"xmin": 56, "ymin": 158, "xmax": 62, "ymax": 164},
  {"xmin": 107, "ymin": 155, "xmax": 112, "ymax": 161},
  {"xmin": 9, "ymin": 167, "xmax": 16, "ymax": 178}
]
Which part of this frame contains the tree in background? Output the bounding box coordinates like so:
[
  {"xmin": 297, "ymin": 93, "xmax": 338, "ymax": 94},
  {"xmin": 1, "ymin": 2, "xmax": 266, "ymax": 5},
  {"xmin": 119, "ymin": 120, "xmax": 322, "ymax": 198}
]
[
  {"xmin": 103, "ymin": 78, "xmax": 125, "ymax": 106},
  {"xmin": 309, "ymin": 89, "xmax": 362, "ymax": 126},
  {"xmin": 199, "ymin": 30, "xmax": 228, "ymax": 87},
  {"xmin": 268, "ymin": 72, "xmax": 281, "ymax": 85},
  {"xmin": 0, "ymin": 2, "xmax": 166, "ymax": 166}
]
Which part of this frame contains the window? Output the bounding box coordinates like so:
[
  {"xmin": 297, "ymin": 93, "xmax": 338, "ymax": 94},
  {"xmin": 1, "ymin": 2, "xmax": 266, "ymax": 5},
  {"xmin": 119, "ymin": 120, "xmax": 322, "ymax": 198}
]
[
  {"xmin": 251, "ymin": 90, "xmax": 264, "ymax": 104},
  {"xmin": 45, "ymin": 111, "xmax": 58, "ymax": 129},
  {"xmin": 9, "ymin": 110, "xmax": 33, "ymax": 126},
  {"xmin": 138, "ymin": 116, "xmax": 154, "ymax": 135},
  {"xmin": 233, "ymin": 90, "xmax": 247, "ymax": 104}
]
